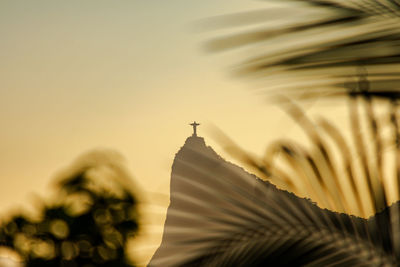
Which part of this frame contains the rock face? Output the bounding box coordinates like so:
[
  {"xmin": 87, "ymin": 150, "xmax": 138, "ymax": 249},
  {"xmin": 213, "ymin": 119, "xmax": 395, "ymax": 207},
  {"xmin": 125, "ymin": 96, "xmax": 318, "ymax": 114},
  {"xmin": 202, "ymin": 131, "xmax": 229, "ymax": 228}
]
[
  {"xmin": 148, "ymin": 135, "xmax": 398, "ymax": 266},
  {"xmin": 149, "ymin": 135, "xmax": 264, "ymax": 266}
]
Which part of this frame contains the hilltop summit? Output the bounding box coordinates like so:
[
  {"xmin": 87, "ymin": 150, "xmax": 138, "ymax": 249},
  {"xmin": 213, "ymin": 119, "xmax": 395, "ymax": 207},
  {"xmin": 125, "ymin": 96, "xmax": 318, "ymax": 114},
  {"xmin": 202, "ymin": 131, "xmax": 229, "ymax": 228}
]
[
  {"xmin": 149, "ymin": 134, "xmax": 398, "ymax": 266},
  {"xmin": 179, "ymin": 135, "xmax": 210, "ymax": 155}
]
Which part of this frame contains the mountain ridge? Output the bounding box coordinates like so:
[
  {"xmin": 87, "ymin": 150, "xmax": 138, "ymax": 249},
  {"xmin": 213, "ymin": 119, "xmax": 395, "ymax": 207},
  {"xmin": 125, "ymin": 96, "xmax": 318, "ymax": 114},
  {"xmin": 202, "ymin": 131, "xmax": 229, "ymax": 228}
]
[{"xmin": 149, "ymin": 135, "xmax": 399, "ymax": 266}]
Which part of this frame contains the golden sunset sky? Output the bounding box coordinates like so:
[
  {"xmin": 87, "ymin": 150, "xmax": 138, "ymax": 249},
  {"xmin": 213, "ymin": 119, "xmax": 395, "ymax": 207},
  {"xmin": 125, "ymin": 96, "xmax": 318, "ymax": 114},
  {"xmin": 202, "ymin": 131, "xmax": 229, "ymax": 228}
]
[
  {"xmin": 0, "ymin": 0, "xmax": 287, "ymax": 210},
  {"xmin": 1, "ymin": 1, "xmax": 353, "ymax": 264}
]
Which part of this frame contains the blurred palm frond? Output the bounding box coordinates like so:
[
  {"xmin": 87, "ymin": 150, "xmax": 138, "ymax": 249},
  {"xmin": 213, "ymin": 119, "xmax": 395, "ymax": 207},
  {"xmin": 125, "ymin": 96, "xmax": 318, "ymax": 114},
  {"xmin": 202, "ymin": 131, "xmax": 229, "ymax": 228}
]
[
  {"xmin": 203, "ymin": 93, "xmax": 400, "ymax": 265},
  {"xmin": 150, "ymin": 127, "xmax": 400, "ymax": 266},
  {"xmin": 206, "ymin": 0, "xmax": 400, "ymax": 100},
  {"xmin": 151, "ymin": 1, "xmax": 400, "ymax": 265},
  {"xmin": 217, "ymin": 88, "xmax": 400, "ymax": 217}
]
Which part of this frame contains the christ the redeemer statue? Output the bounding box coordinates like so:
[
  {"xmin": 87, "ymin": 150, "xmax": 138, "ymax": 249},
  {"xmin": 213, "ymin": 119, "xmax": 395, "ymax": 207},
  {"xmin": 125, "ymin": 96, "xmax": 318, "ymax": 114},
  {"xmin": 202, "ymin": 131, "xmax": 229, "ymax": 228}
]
[{"xmin": 190, "ymin": 121, "xmax": 200, "ymax": 136}]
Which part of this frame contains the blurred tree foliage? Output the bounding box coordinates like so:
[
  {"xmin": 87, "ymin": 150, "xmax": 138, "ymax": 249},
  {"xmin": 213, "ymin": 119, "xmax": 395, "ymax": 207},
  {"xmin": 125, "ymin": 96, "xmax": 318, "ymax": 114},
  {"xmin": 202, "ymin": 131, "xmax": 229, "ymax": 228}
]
[{"xmin": 0, "ymin": 152, "xmax": 139, "ymax": 267}]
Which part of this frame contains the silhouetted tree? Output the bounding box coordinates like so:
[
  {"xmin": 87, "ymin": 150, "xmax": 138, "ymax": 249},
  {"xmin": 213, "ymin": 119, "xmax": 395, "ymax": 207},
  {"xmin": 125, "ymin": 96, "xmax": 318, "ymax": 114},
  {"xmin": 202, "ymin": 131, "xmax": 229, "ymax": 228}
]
[{"xmin": 0, "ymin": 151, "xmax": 139, "ymax": 267}]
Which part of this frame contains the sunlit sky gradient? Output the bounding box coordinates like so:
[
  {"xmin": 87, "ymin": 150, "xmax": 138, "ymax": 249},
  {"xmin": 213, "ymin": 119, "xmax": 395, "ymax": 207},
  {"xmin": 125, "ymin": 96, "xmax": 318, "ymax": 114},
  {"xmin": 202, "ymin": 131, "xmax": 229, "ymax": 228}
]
[
  {"xmin": 1, "ymin": 0, "xmax": 351, "ymax": 264},
  {"xmin": 1, "ymin": 0, "xmax": 281, "ymax": 209}
]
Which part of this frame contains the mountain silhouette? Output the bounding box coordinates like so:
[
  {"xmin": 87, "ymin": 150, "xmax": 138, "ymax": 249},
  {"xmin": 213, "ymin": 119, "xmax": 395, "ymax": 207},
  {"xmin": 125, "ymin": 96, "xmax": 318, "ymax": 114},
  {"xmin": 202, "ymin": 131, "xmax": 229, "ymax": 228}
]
[{"xmin": 149, "ymin": 134, "xmax": 400, "ymax": 266}]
